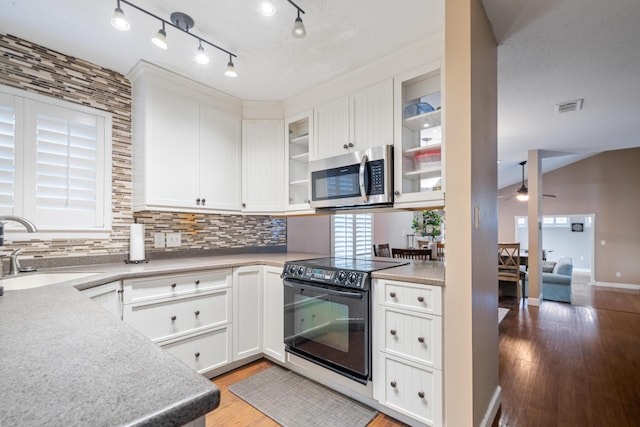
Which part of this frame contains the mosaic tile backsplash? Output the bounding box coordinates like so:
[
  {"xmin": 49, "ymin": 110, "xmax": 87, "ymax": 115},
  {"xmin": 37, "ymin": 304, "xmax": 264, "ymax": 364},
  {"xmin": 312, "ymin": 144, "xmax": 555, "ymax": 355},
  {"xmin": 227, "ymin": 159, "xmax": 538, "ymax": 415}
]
[{"xmin": 0, "ymin": 34, "xmax": 286, "ymax": 266}]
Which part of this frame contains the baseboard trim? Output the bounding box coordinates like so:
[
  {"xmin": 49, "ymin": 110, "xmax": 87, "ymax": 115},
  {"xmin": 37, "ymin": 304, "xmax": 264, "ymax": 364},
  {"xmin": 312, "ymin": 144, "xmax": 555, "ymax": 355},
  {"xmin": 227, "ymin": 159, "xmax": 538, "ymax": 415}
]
[
  {"xmin": 480, "ymin": 385, "xmax": 502, "ymax": 427},
  {"xmin": 528, "ymin": 297, "xmax": 541, "ymax": 306},
  {"xmin": 596, "ymin": 281, "xmax": 640, "ymax": 291}
]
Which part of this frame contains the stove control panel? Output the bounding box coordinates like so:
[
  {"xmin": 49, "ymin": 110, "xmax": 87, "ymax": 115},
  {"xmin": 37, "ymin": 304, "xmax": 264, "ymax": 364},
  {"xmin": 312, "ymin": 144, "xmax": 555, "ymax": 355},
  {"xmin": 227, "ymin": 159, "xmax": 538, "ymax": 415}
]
[{"xmin": 283, "ymin": 263, "xmax": 369, "ymax": 290}]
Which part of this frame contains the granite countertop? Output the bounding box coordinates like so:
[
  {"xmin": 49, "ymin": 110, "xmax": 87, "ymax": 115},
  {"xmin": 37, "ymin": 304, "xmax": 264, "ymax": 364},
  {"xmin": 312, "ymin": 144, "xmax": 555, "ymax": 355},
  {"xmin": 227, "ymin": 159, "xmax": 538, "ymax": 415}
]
[{"xmin": 0, "ymin": 252, "xmax": 444, "ymax": 426}]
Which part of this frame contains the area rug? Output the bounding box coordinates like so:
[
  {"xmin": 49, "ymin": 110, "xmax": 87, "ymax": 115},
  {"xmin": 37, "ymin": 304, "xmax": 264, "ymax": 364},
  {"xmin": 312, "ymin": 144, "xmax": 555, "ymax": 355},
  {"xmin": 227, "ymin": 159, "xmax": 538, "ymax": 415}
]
[
  {"xmin": 498, "ymin": 307, "xmax": 509, "ymax": 324},
  {"xmin": 229, "ymin": 366, "xmax": 378, "ymax": 427}
]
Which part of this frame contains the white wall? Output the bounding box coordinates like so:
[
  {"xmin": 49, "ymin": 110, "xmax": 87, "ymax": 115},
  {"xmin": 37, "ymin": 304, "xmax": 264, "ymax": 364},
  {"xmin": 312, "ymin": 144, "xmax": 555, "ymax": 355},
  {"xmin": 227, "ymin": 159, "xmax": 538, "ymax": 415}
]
[
  {"xmin": 372, "ymin": 211, "xmax": 415, "ymax": 249},
  {"xmin": 286, "ymin": 215, "xmax": 331, "ymax": 254}
]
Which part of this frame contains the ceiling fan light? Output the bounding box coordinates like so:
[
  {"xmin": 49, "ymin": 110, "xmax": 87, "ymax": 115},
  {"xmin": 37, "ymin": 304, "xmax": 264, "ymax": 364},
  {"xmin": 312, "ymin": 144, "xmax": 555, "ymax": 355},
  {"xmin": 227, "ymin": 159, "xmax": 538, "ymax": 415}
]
[
  {"xmin": 151, "ymin": 28, "xmax": 167, "ymax": 49},
  {"xmin": 292, "ymin": 16, "xmax": 306, "ymax": 38},
  {"xmin": 516, "ymin": 186, "xmax": 529, "ymax": 201},
  {"xmin": 195, "ymin": 44, "xmax": 209, "ymax": 64},
  {"xmin": 111, "ymin": 6, "xmax": 130, "ymax": 31}
]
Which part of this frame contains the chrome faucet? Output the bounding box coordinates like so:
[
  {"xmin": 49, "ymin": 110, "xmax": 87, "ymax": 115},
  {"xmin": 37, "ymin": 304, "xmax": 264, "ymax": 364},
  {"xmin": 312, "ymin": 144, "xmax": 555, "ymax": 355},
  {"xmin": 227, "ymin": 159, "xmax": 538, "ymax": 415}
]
[
  {"xmin": 9, "ymin": 248, "xmax": 23, "ymax": 276},
  {"xmin": 0, "ymin": 216, "xmax": 38, "ymax": 233}
]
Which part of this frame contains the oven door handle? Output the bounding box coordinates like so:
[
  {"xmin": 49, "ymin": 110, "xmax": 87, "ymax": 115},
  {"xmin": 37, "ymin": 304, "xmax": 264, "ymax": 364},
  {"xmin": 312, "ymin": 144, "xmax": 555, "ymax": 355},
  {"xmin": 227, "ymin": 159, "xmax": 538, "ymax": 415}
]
[
  {"xmin": 283, "ymin": 278, "xmax": 364, "ymax": 299},
  {"xmin": 358, "ymin": 154, "xmax": 369, "ymax": 203}
]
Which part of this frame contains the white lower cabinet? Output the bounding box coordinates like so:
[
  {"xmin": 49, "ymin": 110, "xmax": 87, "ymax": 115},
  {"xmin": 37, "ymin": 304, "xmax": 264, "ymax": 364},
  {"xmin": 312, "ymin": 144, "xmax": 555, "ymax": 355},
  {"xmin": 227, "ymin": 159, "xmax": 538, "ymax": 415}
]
[
  {"xmin": 373, "ymin": 278, "xmax": 443, "ymax": 426},
  {"xmin": 162, "ymin": 327, "xmax": 232, "ymax": 374},
  {"xmin": 122, "ymin": 269, "xmax": 233, "ymax": 377},
  {"xmin": 262, "ymin": 265, "xmax": 285, "ymax": 362},
  {"xmin": 233, "ymin": 266, "xmax": 264, "ymax": 361},
  {"xmin": 81, "ymin": 281, "xmax": 123, "ymax": 319}
]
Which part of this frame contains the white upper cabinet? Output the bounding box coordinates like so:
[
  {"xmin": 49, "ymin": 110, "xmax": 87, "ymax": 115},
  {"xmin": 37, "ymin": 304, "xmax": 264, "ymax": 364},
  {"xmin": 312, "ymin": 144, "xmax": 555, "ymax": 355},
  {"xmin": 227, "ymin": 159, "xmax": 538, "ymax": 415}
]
[
  {"xmin": 130, "ymin": 62, "xmax": 242, "ymax": 213},
  {"xmin": 393, "ymin": 62, "xmax": 445, "ymax": 208},
  {"xmin": 241, "ymin": 120, "xmax": 285, "ymax": 213},
  {"xmin": 314, "ymin": 79, "xmax": 393, "ymax": 160},
  {"xmin": 199, "ymin": 106, "xmax": 242, "ymax": 211},
  {"xmin": 285, "ymin": 111, "xmax": 313, "ymax": 213}
]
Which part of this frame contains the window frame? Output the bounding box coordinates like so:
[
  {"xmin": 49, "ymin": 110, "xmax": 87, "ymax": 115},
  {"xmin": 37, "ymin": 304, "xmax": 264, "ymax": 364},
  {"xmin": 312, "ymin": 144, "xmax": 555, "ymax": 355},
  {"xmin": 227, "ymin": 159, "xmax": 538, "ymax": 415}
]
[{"xmin": 0, "ymin": 85, "xmax": 112, "ymax": 238}]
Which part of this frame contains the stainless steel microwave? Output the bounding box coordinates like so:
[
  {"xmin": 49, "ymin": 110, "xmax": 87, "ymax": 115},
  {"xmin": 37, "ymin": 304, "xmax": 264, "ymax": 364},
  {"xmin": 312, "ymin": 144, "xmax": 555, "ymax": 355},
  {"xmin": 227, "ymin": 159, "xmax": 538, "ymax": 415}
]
[{"xmin": 309, "ymin": 145, "xmax": 394, "ymax": 209}]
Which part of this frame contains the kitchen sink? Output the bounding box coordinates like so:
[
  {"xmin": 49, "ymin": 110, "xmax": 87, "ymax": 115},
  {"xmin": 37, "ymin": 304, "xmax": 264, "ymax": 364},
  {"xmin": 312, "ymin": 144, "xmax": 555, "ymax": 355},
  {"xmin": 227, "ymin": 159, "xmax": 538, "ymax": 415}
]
[{"xmin": 0, "ymin": 272, "xmax": 102, "ymax": 291}]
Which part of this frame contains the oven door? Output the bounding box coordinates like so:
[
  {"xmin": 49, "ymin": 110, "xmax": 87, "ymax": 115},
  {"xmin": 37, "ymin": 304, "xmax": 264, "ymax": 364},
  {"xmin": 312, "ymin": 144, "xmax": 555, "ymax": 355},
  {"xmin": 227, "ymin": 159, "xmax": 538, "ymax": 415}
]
[{"xmin": 283, "ymin": 278, "xmax": 370, "ymax": 383}]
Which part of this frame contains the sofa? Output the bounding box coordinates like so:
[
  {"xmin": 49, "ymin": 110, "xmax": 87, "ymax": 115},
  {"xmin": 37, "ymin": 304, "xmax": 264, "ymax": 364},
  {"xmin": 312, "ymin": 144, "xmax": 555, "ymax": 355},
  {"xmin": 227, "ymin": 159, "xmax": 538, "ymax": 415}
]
[{"xmin": 542, "ymin": 256, "xmax": 573, "ymax": 303}]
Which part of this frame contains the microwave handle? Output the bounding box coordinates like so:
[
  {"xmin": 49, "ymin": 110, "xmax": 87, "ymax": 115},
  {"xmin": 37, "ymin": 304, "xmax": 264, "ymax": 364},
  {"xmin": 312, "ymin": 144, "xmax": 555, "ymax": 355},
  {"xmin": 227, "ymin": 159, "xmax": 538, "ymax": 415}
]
[{"xmin": 359, "ymin": 154, "xmax": 369, "ymax": 202}]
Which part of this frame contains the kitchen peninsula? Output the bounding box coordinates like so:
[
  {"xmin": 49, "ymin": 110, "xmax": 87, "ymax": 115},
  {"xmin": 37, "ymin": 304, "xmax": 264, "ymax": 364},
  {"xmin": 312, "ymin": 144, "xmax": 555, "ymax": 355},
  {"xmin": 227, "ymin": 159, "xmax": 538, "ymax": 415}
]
[{"xmin": 0, "ymin": 253, "xmax": 444, "ymax": 426}]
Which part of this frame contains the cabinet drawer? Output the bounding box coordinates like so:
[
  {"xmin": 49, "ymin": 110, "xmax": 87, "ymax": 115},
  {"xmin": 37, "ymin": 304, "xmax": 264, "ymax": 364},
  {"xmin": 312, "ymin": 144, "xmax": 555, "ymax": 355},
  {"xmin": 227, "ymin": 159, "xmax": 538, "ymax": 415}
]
[
  {"xmin": 125, "ymin": 290, "xmax": 230, "ymax": 342},
  {"xmin": 161, "ymin": 327, "xmax": 231, "ymax": 375},
  {"xmin": 124, "ymin": 270, "xmax": 231, "ymax": 304},
  {"xmin": 382, "ymin": 280, "xmax": 442, "ymax": 315},
  {"xmin": 380, "ymin": 355, "xmax": 442, "ymax": 426},
  {"xmin": 383, "ymin": 309, "xmax": 442, "ymax": 369}
]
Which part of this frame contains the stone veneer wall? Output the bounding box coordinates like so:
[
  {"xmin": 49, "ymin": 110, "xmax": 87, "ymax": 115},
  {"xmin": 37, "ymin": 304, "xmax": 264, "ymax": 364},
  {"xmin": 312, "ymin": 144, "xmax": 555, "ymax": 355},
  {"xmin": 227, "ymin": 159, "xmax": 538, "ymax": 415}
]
[{"xmin": 0, "ymin": 34, "xmax": 286, "ymax": 263}]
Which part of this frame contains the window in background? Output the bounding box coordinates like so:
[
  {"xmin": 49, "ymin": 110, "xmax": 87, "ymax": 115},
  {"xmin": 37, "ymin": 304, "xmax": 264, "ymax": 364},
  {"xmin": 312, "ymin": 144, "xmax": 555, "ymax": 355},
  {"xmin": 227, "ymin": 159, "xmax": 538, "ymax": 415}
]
[
  {"xmin": 0, "ymin": 86, "xmax": 112, "ymax": 234},
  {"xmin": 332, "ymin": 213, "xmax": 372, "ymax": 258}
]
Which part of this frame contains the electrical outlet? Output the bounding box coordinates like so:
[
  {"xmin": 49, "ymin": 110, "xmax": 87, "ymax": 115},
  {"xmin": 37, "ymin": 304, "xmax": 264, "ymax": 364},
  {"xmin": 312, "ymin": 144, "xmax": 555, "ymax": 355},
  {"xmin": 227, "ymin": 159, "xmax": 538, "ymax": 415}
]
[
  {"xmin": 616, "ymin": 272, "xmax": 621, "ymax": 278},
  {"xmin": 153, "ymin": 232, "xmax": 165, "ymax": 248},
  {"xmin": 166, "ymin": 232, "xmax": 181, "ymax": 248}
]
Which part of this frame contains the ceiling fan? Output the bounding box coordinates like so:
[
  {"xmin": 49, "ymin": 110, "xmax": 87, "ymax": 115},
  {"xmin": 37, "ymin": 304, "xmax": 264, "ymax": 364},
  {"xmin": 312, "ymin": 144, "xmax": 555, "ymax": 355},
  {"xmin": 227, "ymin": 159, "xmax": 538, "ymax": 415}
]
[{"xmin": 500, "ymin": 161, "xmax": 557, "ymax": 201}]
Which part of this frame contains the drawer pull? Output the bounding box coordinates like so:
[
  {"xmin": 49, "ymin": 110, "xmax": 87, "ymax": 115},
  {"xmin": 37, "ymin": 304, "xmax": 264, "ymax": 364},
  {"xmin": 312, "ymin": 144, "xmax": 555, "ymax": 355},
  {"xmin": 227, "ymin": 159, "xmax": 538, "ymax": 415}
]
[
  {"xmin": 171, "ymin": 315, "xmax": 177, "ymax": 321},
  {"xmin": 171, "ymin": 283, "xmax": 177, "ymax": 289},
  {"xmin": 417, "ymin": 296, "xmax": 425, "ymax": 303},
  {"xmin": 195, "ymin": 280, "xmax": 200, "ymax": 285},
  {"xmin": 418, "ymin": 336, "xmax": 425, "ymax": 343},
  {"xmin": 389, "ymin": 292, "xmax": 396, "ymax": 298},
  {"xmin": 390, "ymin": 329, "xmax": 397, "ymax": 336},
  {"xmin": 390, "ymin": 381, "xmax": 397, "ymax": 388},
  {"xmin": 195, "ymin": 310, "xmax": 200, "ymax": 316},
  {"xmin": 195, "ymin": 352, "xmax": 200, "ymax": 358},
  {"xmin": 418, "ymin": 391, "xmax": 425, "ymax": 399}
]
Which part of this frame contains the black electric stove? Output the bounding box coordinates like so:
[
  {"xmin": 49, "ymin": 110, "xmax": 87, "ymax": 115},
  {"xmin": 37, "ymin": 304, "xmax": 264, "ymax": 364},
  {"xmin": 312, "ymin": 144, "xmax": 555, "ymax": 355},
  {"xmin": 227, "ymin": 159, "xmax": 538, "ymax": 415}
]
[{"xmin": 282, "ymin": 257, "xmax": 407, "ymax": 291}]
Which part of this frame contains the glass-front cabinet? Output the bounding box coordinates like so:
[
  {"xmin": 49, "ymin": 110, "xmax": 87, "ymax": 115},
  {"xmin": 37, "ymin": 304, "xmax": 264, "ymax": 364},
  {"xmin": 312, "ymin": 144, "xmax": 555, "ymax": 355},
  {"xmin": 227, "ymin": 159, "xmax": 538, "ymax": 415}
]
[
  {"xmin": 285, "ymin": 112, "xmax": 313, "ymax": 212},
  {"xmin": 393, "ymin": 62, "xmax": 445, "ymax": 208}
]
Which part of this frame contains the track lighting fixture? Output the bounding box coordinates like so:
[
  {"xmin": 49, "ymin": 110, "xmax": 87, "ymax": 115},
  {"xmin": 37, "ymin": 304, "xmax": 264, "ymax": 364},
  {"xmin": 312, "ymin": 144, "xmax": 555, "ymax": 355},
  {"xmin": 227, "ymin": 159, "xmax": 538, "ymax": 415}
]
[
  {"xmin": 110, "ymin": 0, "xmax": 237, "ymax": 77},
  {"xmin": 287, "ymin": 0, "xmax": 307, "ymax": 39},
  {"xmin": 151, "ymin": 22, "xmax": 167, "ymax": 49},
  {"xmin": 110, "ymin": 0, "xmax": 130, "ymax": 31},
  {"xmin": 224, "ymin": 55, "xmax": 237, "ymax": 78}
]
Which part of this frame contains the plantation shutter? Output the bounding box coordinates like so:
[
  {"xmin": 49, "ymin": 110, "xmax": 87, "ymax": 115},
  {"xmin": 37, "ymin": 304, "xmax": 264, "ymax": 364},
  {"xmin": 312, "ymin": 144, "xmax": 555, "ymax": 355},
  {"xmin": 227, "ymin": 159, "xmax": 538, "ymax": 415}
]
[
  {"xmin": 333, "ymin": 213, "xmax": 372, "ymax": 258},
  {"xmin": 25, "ymin": 100, "xmax": 105, "ymax": 228},
  {"xmin": 0, "ymin": 100, "xmax": 15, "ymax": 212}
]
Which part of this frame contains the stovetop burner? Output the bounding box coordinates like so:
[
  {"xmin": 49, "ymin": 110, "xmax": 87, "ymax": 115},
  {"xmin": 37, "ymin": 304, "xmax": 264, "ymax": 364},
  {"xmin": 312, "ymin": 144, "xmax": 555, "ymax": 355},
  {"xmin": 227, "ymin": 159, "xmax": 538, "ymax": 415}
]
[
  {"xmin": 291, "ymin": 257, "xmax": 408, "ymax": 272},
  {"xmin": 282, "ymin": 257, "xmax": 408, "ymax": 291}
]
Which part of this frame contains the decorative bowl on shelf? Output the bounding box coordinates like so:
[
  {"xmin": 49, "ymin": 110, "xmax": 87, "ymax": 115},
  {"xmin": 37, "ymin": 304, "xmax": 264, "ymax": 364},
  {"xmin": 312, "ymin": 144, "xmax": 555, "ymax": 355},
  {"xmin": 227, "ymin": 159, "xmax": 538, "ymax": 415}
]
[{"xmin": 404, "ymin": 102, "xmax": 434, "ymax": 118}]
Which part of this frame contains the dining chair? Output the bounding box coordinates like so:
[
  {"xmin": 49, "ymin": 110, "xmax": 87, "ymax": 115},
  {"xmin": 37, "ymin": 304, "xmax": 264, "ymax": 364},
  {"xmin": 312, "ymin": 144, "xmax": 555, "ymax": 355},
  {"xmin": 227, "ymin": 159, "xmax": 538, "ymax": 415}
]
[
  {"xmin": 498, "ymin": 242, "xmax": 526, "ymax": 305},
  {"xmin": 373, "ymin": 243, "xmax": 391, "ymax": 257},
  {"xmin": 392, "ymin": 248, "xmax": 432, "ymax": 260}
]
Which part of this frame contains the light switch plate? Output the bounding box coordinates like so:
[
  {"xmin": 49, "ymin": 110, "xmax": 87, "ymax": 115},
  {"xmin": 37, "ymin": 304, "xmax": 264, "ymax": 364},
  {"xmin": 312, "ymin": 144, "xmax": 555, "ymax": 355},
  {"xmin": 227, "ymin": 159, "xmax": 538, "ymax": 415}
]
[
  {"xmin": 166, "ymin": 232, "xmax": 181, "ymax": 247},
  {"xmin": 153, "ymin": 232, "xmax": 165, "ymax": 248}
]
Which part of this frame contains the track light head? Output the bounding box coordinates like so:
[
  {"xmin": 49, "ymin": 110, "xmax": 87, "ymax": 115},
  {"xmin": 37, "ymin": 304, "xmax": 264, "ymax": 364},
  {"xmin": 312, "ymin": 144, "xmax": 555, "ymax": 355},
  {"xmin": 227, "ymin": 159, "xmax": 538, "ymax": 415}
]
[
  {"xmin": 292, "ymin": 13, "xmax": 306, "ymax": 38},
  {"xmin": 151, "ymin": 26, "xmax": 167, "ymax": 49},
  {"xmin": 111, "ymin": 5, "xmax": 130, "ymax": 31},
  {"xmin": 195, "ymin": 43, "xmax": 210, "ymax": 64},
  {"xmin": 224, "ymin": 56, "xmax": 237, "ymax": 77}
]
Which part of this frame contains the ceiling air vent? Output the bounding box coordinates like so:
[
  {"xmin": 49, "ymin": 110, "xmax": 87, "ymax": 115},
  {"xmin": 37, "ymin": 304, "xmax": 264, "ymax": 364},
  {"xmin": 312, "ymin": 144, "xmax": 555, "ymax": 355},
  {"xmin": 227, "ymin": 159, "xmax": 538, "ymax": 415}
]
[{"xmin": 555, "ymin": 99, "xmax": 583, "ymax": 114}]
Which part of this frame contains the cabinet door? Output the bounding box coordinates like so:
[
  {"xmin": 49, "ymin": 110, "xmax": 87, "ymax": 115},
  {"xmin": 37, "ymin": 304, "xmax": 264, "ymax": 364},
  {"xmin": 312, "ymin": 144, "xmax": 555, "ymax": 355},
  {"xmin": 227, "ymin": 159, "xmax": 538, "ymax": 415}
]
[
  {"xmin": 232, "ymin": 266, "xmax": 263, "ymax": 361},
  {"xmin": 263, "ymin": 266, "xmax": 285, "ymax": 362},
  {"xmin": 199, "ymin": 106, "xmax": 242, "ymax": 211},
  {"xmin": 241, "ymin": 120, "xmax": 285, "ymax": 213},
  {"xmin": 145, "ymin": 91, "xmax": 200, "ymax": 208},
  {"xmin": 351, "ymin": 79, "xmax": 393, "ymax": 150},
  {"xmin": 82, "ymin": 281, "xmax": 123, "ymax": 319},
  {"xmin": 314, "ymin": 96, "xmax": 350, "ymax": 159}
]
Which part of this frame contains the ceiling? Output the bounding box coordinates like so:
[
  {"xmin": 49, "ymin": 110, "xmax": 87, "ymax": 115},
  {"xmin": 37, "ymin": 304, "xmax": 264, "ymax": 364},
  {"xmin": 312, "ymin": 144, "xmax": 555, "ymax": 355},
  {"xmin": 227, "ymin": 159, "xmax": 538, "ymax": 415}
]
[{"xmin": 1, "ymin": 0, "xmax": 639, "ymax": 188}]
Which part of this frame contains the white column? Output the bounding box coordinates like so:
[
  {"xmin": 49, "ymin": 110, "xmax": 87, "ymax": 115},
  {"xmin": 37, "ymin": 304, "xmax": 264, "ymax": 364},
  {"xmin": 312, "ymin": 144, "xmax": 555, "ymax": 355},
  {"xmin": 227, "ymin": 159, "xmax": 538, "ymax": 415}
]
[{"xmin": 527, "ymin": 150, "xmax": 543, "ymax": 305}]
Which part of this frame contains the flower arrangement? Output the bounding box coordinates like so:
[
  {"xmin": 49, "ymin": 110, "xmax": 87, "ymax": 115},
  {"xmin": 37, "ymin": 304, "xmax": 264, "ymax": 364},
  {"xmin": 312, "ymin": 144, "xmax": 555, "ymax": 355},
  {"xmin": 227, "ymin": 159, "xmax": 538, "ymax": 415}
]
[{"xmin": 412, "ymin": 210, "xmax": 442, "ymax": 239}]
